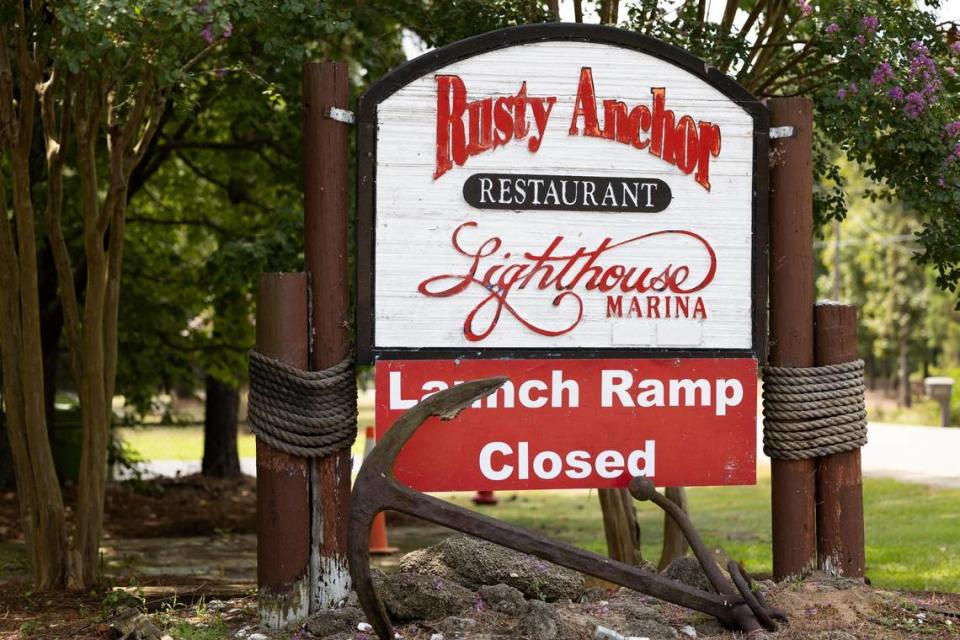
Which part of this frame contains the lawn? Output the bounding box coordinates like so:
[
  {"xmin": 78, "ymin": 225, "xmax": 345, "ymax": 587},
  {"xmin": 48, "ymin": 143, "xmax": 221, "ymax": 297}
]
[
  {"xmin": 449, "ymin": 471, "xmax": 960, "ymax": 593},
  {"xmin": 116, "ymin": 408, "xmax": 374, "ymax": 462},
  {"xmin": 117, "ymin": 419, "xmax": 959, "ymax": 594}
]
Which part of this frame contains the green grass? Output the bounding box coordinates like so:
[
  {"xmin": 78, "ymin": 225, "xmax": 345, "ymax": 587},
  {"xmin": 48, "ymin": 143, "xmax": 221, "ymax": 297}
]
[
  {"xmin": 116, "ymin": 409, "xmax": 374, "ymax": 461},
  {"xmin": 451, "ymin": 471, "xmax": 960, "ymax": 593},
  {"xmin": 116, "ymin": 414, "xmax": 959, "ymax": 594}
]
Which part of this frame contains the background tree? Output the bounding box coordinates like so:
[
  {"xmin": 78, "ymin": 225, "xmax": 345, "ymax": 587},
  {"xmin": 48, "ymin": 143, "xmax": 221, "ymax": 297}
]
[{"xmin": 0, "ymin": 0, "xmax": 350, "ymax": 590}]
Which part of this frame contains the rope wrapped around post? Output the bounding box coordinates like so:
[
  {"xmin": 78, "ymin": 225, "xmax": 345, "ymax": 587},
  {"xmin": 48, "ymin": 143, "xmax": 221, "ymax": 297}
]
[
  {"xmin": 247, "ymin": 350, "xmax": 358, "ymax": 457},
  {"xmin": 761, "ymin": 359, "xmax": 867, "ymax": 460}
]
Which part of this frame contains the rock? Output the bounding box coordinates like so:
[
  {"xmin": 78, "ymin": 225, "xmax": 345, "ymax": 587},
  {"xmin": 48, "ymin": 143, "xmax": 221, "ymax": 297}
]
[
  {"xmin": 662, "ymin": 556, "xmax": 712, "ymax": 592},
  {"xmin": 692, "ymin": 619, "xmax": 724, "ymax": 637},
  {"xmin": 375, "ymin": 572, "xmax": 476, "ymax": 621},
  {"xmin": 402, "ymin": 535, "xmax": 584, "ymax": 602},
  {"xmin": 622, "ymin": 618, "xmax": 679, "ymax": 640},
  {"xmin": 518, "ymin": 600, "xmax": 560, "ymax": 640},
  {"xmin": 305, "ymin": 606, "xmax": 363, "ymax": 637},
  {"xmin": 679, "ymin": 624, "xmax": 697, "ymax": 637},
  {"xmin": 247, "ymin": 634, "xmax": 268, "ymax": 640},
  {"xmin": 620, "ymin": 600, "xmax": 663, "ymax": 622},
  {"xmin": 480, "ymin": 583, "xmax": 528, "ymax": 615},
  {"xmin": 579, "ymin": 587, "xmax": 609, "ymax": 603},
  {"xmin": 438, "ymin": 616, "xmax": 478, "ymax": 636},
  {"xmin": 110, "ymin": 607, "xmax": 164, "ymax": 640}
]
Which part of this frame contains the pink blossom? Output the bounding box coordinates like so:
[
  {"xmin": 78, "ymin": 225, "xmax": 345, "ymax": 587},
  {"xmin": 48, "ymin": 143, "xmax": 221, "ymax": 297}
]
[
  {"xmin": 860, "ymin": 16, "xmax": 879, "ymax": 32},
  {"xmin": 796, "ymin": 0, "xmax": 813, "ymax": 16},
  {"xmin": 825, "ymin": 22, "xmax": 840, "ymax": 34},
  {"xmin": 903, "ymin": 91, "xmax": 926, "ymax": 118},
  {"xmin": 200, "ymin": 22, "xmax": 215, "ymax": 44},
  {"xmin": 871, "ymin": 62, "xmax": 894, "ymax": 85},
  {"xmin": 855, "ymin": 34, "xmax": 866, "ymax": 45},
  {"xmin": 946, "ymin": 67, "xmax": 957, "ymax": 78}
]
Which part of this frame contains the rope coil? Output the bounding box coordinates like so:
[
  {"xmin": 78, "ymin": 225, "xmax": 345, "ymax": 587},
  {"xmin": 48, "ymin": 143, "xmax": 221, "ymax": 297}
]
[
  {"xmin": 761, "ymin": 359, "xmax": 867, "ymax": 460},
  {"xmin": 247, "ymin": 350, "xmax": 358, "ymax": 458}
]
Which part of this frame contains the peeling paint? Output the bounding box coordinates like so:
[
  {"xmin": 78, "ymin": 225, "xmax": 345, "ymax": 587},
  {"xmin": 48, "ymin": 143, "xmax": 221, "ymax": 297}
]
[{"xmin": 259, "ymin": 578, "xmax": 310, "ymax": 630}]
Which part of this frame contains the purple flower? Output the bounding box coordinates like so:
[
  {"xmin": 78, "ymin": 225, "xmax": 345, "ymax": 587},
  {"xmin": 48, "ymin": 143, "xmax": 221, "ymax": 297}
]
[
  {"xmin": 911, "ymin": 41, "xmax": 929, "ymax": 55},
  {"xmin": 946, "ymin": 121, "xmax": 960, "ymax": 137},
  {"xmin": 825, "ymin": 22, "xmax": 840, "ymax": 34},
  {"xmin": 200, "ymin": 22, "xmax": 215, "ymax": 44},
  {"xmin": 861, "ymin": 15, "xmax": 879, "ymax": 33},
  {"xmin": 954, "ymin": 142, "xmax": 960, "ymax": 158},
  {"xmin": 837, "ymin": 87, "xmax": 848, "ymax": 100},
  {"xmin": 473, "ymin": 598, "xmax": 487, "ymax": 612},
  {"xmin": 952, "ymin": 42, "xmax": 960, "ymax": 54},
  {"xmin": 855, "ymin": 34, "xmax": 866, "ymax": 45},
  {"xmin": 193, "ymin": 0, "xmax": 209, "ymax": 15},
  {"xmin": 938, "ymin": 177, "xmax": 946, "ymax": 187},
  {"xmin": 903, "ymin": 91, "xmax": 926, "ymax": 118},
  {"xmin": 946, "ymin": 67, "xmax": 957, "ymax": 78},
  {"xmin": 222, "ymin": 21, "xmax": 233, "ymax": 38},
  {"xmin": 848, "ymin": 82, "xmax": 858, "ymax": 94},
  {"xmin": 796, "ymin": 0, "xmax": 813, "ymax": 16},
  {"xmin": 871, "ymin": 62, "xmax": 894, "ymax": 85},
  {"xmin": 887, "ymin": 86, "xmax": 905, "ymax": 102}
]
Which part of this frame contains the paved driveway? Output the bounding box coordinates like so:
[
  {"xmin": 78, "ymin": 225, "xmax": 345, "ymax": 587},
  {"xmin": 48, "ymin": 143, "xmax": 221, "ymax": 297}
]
[{"xmin": 134, "ymin": 422, "xmax": 959, "ymax": 489}]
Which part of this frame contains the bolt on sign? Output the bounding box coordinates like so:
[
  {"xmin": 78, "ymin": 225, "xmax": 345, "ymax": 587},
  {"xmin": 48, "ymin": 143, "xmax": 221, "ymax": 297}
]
[{"xmin": 357, "ymin": 24, "xmax": 769, "ymax": 491}]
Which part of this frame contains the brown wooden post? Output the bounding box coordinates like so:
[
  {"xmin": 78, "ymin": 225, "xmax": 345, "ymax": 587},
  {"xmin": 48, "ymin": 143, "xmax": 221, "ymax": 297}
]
[
  {"xmin": 814, "ymin": 302, "xmax": 866, "ymax": 578},
  {"xmin": 303, "ymin": 60, "xmax": 354, "ymax": 610},
  {"xmin": 255, "ymin": 273, "xmax": 311, "ymax": 627},
  {"xmin": 768, "ymin": 97, "xmax": 817, "ymax": 580}
]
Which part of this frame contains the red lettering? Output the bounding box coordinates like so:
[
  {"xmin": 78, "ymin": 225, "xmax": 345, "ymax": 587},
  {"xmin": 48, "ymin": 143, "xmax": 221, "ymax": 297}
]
[
  {"xmin": 570, "ymin": 67, "xmax": 601, "ymax": 136},
  {"xmin": 696, "ymin": 122, "xmax": 722, "ymax": 191}
]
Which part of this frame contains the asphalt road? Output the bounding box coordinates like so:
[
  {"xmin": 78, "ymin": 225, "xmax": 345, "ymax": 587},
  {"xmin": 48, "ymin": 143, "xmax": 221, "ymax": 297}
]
[{"xmin": 134, "ymin": 421, "xmax": 959, "ymax": 489}]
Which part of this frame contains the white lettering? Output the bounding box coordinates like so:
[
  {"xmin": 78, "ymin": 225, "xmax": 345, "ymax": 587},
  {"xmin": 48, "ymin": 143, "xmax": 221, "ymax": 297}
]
[
  {"xmin": 716, "ymin": 379, "xmax": 743, "ymax": 416},
  {"xmin": 627, "ymin": 441, "xmax": 655, "ymax": 477},
  {"xmin": 602, "ymin": 370, "xmax": 633, "ymax": 407},
  {"xmin": 519, "ymin": 379, "xmax": 548, "ymax": 408},
  {"xmin": 479, "ymin": 442, "xmax": 513, "ymax": 480},
  {"xmin": 389, "ymin": 371, "xmax": 417, "ymax": 410}
]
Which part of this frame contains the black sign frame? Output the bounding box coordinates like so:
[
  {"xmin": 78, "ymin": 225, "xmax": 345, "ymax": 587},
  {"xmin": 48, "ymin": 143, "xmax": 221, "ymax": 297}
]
[{"xmin": 355, "ymin": 23, "xmax": 769, "ymax": 364}]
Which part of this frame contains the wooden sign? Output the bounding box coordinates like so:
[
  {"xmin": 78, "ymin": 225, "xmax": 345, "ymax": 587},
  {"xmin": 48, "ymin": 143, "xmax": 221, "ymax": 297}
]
[
  {"xmin": 357, "ymin": 24, "xmax": 768, "ymax": 362},
  {"xmin": 358, "ymin": 24, "xmax": 769, "ymax": 491},
  {"xmin": 376, "ymin": 358, "xmax": 757, "ymax": 490}
]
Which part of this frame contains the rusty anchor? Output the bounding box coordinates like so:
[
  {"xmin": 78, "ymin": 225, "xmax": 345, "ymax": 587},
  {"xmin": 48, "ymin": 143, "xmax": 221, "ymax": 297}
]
[{"xmin": 348, "ymin": 378, "xmax": 787, "ymax": 639}]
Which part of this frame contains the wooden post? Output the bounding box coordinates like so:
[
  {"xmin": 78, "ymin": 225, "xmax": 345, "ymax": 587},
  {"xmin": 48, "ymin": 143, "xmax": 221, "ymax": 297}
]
[
  {"xmin": 768, "ymin": 97, "xmax": 817, "ymax": 580},
  {"xmin": 255, "ymin": 273, "xmax": 311, "ymax": 628},
  {"xmin": 814, "ymin": 302, "xmax": 866, "ymax": 578},
  {"xmin": 303, "ymin": 61, "xmax": 354, "ymax": 610}
]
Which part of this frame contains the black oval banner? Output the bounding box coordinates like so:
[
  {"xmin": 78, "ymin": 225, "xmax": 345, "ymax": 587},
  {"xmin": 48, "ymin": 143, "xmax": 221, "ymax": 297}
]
[{"xmin": 462, "ymin": 173, "xmax": 672, "ymax": 212}]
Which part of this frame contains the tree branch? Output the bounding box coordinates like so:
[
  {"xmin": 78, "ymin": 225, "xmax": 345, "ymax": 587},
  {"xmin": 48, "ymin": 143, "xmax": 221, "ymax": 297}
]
[{"xmin": 39, "ymin": 70, "xmax": 82, "ymax": 382}]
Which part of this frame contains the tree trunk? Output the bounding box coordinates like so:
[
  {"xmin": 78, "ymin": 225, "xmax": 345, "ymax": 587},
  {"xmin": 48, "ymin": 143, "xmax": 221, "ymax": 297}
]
[
  {"xmin": 898, "ymin": 340, "xmax": 911, "ymax": 408},
  {"xmin": 598, "ymin": 488, "xmax": 641, "ymax": 565},
  {"xmin": 658, "ymin": 487, "xmax": 690, "ymax": 570},
  {"xmin": 202, "ymin": 374, "xmax": 241, "ymax": 477}
]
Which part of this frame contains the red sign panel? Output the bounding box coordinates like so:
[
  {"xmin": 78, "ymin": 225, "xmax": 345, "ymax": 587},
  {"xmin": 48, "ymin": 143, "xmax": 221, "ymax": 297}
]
[{"xmin": 375, "ymin": 358, "xmax": 757, "ymax": 491}]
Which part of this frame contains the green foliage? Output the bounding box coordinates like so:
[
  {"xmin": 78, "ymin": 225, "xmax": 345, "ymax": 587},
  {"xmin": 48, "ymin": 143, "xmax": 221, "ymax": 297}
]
[{"xmin": 170, "ymin": 618, "xmax": 227, "ymax": 640}]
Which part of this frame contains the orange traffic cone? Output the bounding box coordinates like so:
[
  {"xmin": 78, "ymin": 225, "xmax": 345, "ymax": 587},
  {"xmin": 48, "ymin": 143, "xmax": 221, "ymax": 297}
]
[
  {"xmin": 365, "ymin": 426, "xmax": 398, "ymax": 555},
  {"xmin": 471, "ymin": 490, "xmax": 498, "ymax": 505}
]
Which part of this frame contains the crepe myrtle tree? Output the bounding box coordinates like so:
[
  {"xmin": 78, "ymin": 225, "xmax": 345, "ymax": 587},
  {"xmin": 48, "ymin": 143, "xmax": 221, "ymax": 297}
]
[
  {"xmin": 615, "ymin": 0, "xmax": 960, "ymax": 294},
  {"xmin": 0, "ymin": 0, "xmax": 349, "ymax": 590}
]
